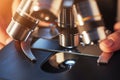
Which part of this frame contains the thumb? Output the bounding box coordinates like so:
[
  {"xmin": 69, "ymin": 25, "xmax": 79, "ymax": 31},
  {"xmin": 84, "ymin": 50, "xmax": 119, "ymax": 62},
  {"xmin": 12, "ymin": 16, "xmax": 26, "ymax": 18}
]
[
  {"xmin": 98, "ymin": 22, "xmax": 120, "ymax": 64},
  {"xmin": 98, "ymin": 30, "xmax": 120, "ymax": 64},
  {"xmin": 99, "ymin": 31, "xmax": 120, "ymax": 53}
]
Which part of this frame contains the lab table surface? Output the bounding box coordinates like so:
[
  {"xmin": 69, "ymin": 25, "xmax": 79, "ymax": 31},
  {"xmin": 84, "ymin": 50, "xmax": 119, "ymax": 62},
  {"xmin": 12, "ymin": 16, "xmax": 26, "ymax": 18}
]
[{"xmin": 0, "ymin": 38, "xmax": 120, "ymax": 80}]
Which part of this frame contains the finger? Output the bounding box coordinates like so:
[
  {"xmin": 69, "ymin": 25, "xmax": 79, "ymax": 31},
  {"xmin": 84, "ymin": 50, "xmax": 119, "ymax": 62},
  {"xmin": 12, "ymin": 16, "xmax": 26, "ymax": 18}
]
[
  {"xmin": 114, "ymin": 22, "xmax": 120, "ymax": 31},
  {"xmin": 5, "ymin": 38, "xmax": 13, "ymax": 45},
  {"xmin": 0, "ymin": 27, "xmax": 9, "ymax": 45},
  {"xmin": 0, "ymin": 43, "xmax": 4, "ymax": 50},
  {"xmin": 97, "ymin": 52, "xmax": 113, "ymax": 64},
  {"xmin": 99, "ymin": 30, "xmax": 120, "ymax": 52}
]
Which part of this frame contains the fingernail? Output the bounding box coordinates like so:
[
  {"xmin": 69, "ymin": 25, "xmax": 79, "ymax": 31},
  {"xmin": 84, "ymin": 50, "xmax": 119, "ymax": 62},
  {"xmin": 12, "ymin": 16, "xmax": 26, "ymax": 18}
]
[
  {"xmin": 97, "ymin": 56, "xmax": 109, "ymax": 64},
  {"xmin": 97, "ymin": 52, "xmax": 113, "ymax": 64},
  {"xmin": 101, "ymin": 39, "xmax": 114, "ymax": 48}
]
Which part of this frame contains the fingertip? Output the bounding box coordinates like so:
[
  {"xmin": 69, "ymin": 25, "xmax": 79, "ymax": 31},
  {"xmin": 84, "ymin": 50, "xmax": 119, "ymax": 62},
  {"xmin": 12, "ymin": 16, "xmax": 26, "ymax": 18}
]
[
  {"xmin": 114, "ymin": 22, "xmax": 120, "ymax": 31},
  {"xmin": 0, "ymin": 43, "xmax": 4, "ymax": 50},
  {"xmin": 5, "ymin": 38, "xmax": 13, "ymax": 45},
  {"xmin": 97, "ymin": 52, "xmax": 113, "ymax": 64}
]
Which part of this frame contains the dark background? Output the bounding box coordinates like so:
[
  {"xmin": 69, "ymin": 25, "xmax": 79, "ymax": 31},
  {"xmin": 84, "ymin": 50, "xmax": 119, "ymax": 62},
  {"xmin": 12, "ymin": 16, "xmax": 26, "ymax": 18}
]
[{"xmin": 96, "ymin": 0, "xmax": 117, "ymax": 31}]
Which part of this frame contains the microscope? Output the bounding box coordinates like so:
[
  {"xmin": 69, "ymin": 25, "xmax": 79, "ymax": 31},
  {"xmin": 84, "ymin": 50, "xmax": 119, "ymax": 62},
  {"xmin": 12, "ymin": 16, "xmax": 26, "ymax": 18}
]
[{"xmin": 6, "ymin": 0, "xmax": 108, "ymax": 71}]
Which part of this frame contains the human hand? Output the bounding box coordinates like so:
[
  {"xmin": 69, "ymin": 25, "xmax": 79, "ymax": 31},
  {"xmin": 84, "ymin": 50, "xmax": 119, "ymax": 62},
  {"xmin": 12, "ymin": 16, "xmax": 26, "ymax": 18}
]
[
  {"xmin": 0, "ymin": 0, "xmax": 21, "ymax": 50},
  {"xmin": 0, "ymin": 0, "xmax": 51, "ymax": 50},
  {"xmin": 97, "ymin": 22, "xmax": 120, "ymax": 64},
  {"xmin": 0, "ymin": 18, "xmax": 13, "ymax": 50}
]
